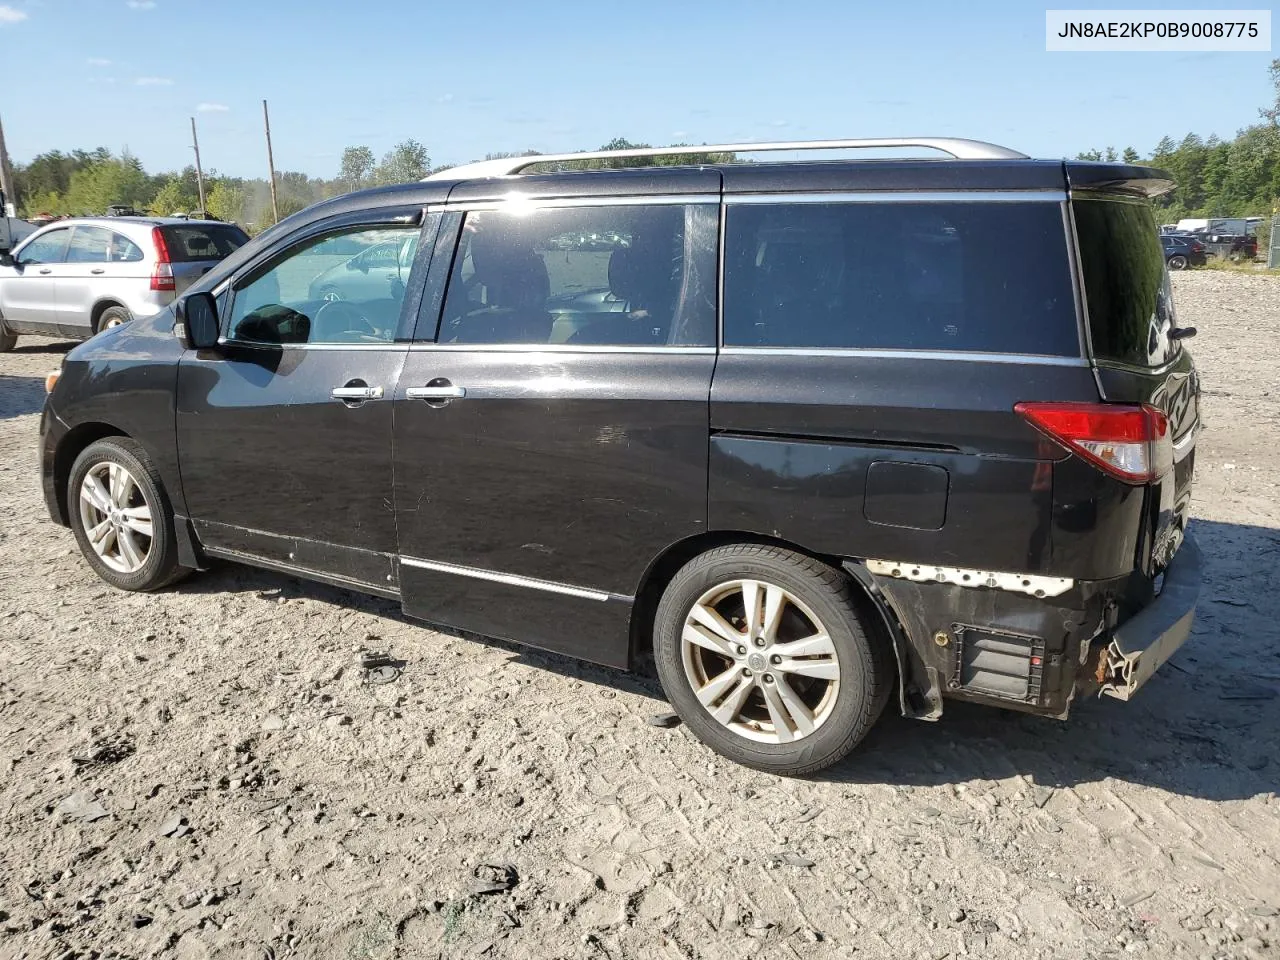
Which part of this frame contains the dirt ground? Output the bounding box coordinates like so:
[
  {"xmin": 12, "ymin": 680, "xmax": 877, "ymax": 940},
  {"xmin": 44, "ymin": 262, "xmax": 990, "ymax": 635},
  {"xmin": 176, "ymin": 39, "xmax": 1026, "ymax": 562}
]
[{"xmin": 1, "ymin": 271, "xmax": 1278, "ymax": 960}]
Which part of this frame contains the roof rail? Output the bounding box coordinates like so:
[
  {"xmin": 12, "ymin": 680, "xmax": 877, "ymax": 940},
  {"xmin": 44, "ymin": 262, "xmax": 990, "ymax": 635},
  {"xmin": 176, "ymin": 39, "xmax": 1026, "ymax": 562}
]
[{"xmin": 425, "ymin": 137, "xmax": 1028, "ymax": 181}]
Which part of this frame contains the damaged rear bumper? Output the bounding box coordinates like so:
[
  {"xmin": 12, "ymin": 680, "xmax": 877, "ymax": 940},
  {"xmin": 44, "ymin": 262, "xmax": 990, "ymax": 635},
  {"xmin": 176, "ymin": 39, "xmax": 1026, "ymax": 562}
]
[{"xmin": 1083, "ymin": 533, "xmax": 1202, "ymax": 701}]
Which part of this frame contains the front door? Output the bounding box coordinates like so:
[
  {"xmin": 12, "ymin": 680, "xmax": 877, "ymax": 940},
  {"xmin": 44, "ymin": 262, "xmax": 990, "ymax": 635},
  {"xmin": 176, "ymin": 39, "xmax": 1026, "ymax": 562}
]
[
  {"xmin": 392, "ymin": 187, "xmax": 721, "ymax": 667},
  {"xmin": 176, "ymin": 213, "xmax": 429, "ymax": 593},
  {"xmin": 1, "ymin": 226, "xmax": 72, "ymax": 333}
]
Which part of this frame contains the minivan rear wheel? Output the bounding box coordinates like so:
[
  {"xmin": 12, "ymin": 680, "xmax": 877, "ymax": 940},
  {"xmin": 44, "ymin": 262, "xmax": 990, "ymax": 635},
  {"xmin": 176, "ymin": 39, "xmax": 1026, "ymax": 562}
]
[
  {"xmin": 653, "ymin": 544, "xmax": 891, "ymax": 775},
  {"xmin": 68, "ymin": 438, "xmax": 190, "ymax": 591},
  {"xmin": 1167, "ymin": 254, "xmax": 1189, "ymax": 270}
]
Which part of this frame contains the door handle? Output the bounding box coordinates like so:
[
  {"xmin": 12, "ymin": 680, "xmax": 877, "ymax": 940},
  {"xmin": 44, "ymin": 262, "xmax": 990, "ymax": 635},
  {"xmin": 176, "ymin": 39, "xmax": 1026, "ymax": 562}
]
[
  {"xmin": 38, "ymin": 268, "xmax": 52, "ymax": 275},
  {"xmin": 90, "ymin": 268, "xmax": 105, "ymax": 275},
  {"xmin": 406, "ymin": 385, "xmax": 466, "ymax": 400},
  {"xmin": 331, "ymin": 385, "xmax": 384, "ymax": 400}
]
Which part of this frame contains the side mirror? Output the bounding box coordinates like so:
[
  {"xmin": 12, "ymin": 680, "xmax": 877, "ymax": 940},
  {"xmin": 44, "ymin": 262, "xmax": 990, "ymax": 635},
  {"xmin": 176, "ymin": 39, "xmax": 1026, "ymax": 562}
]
[{"xmin": 175, "ymin": 292, "xmax": 220, "ymax": 350}]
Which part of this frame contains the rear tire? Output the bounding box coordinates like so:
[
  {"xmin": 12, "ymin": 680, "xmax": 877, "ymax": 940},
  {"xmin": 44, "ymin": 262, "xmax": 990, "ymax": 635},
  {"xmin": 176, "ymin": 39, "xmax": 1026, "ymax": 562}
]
[
  {"xmin": 653, "ymin": 544, "xmax": 891, "ymax": 776},
  {"xmin": 98, "ymin": 306, "xmax": 131, "ymax": 331},
  {"xmin": 68, "ymin": 438, "xmax": 191, "ymax": 591},
  {"xmin": 1167, "ymin": 254, "xmax": 1189, "ymax": 270},
  {"xmin": 0, "ymin": 323, "xmax": 15, "ymax": 352}
]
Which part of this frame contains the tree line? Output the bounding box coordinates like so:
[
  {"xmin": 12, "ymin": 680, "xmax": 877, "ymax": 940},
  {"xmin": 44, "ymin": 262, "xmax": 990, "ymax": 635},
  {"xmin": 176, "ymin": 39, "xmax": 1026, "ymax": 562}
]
[
  {"xmin": 10, "ymin": 61, "xmax": 1280, "ymax": 232},
  {"xmin": 1076, "ymin": 60, "xmax": 1280, "ymax": 224}
]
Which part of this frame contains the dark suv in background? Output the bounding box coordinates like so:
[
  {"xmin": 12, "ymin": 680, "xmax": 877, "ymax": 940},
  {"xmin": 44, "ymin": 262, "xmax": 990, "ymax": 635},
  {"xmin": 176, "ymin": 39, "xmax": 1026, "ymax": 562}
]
[{"xmin": 34, "ymin": 138, "xmax": 1202, "ymax": 775}]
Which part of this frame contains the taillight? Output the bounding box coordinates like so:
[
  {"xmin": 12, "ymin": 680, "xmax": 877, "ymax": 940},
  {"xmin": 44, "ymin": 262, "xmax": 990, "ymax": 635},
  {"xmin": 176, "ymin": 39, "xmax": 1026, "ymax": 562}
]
[
  {"xmin": 150, "ymin": 227, "xmax": 175, "ymax": 292},
  {"xmin": 1190, "ymin": 241, "xmax": 1203, "ymax": 253},
  {"xmin": 1015, "ymin": 401, "xmax": 1172, "ymax": 484}
]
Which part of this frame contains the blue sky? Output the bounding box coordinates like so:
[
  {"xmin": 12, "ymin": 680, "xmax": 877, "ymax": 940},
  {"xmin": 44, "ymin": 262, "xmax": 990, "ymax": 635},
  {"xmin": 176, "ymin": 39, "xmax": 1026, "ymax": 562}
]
[{"xmin": 0, "ymin": 0, "xmax": 1274, "ymax": 178}]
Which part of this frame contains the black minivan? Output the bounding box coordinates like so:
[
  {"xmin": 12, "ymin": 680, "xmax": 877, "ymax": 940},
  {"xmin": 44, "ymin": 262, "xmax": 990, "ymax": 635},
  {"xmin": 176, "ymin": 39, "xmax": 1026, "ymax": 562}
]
[{"xmin": 34, "ymin": 138, "xmax": 1202, "ymax": 775}]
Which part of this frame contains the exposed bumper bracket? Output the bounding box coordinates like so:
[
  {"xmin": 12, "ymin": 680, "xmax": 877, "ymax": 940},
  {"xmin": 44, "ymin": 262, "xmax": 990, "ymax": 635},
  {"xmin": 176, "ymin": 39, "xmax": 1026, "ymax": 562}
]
[{"xmin": 1095, "ymin": 534, "xmax": 1203, "ymax": 700}]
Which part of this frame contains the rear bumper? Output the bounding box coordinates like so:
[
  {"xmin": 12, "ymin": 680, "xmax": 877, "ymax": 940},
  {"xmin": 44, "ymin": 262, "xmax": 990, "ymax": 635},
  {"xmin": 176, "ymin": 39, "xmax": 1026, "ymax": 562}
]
[{"xmin": 1081, "ymin": 533, "xmax": 1202, "ymax": 700}]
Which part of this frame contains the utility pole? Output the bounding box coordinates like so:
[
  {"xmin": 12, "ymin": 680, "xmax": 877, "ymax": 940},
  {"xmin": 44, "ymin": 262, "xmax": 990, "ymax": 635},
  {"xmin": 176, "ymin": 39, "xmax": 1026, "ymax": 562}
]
[
  {"xmin": 0, "ymin": 112, "xmax": 15, "ymax": 215},
  {"xmin": 262, "ymin": 99, "xmax": 279, "ymax": 224},
  {"xmin": 190, "ymin": 117, "xmax": 207, "ymax": 217}
]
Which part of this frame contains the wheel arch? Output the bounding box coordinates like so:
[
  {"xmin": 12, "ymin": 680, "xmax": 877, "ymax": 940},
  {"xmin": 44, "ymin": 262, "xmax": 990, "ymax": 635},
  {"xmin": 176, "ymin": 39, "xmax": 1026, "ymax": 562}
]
[
  {"xmin": 628, "ymin": 531, "xmax": 911, "ymax": 712},
  {"xmin": 90, "ymin": 299, "xmax": 130, "ymax": 334},
  {"xmin": 51, "ymin": 422, "xmax": 131, "ymax": 524}
]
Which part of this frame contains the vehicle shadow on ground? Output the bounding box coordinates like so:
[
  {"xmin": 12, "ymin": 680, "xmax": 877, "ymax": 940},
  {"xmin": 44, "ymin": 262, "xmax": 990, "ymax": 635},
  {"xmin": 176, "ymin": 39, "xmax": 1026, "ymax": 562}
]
[
  {"xmin": 182, "ymin": 517, "xmax": 1278, "ymax": 801},
  {"xmin": 0, "ymin": 374, "xmax": 49, "ymax": 420},
  {"xmin": 10, "ymin": 340, "xmax": 75, "ymax": 354}
]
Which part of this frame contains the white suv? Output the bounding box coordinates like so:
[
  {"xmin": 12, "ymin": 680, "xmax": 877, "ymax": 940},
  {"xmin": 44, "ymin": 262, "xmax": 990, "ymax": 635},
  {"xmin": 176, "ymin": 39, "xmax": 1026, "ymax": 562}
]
[{"xmin": 0, "ymin": 216, "xmax": 248, "ymax": 350}]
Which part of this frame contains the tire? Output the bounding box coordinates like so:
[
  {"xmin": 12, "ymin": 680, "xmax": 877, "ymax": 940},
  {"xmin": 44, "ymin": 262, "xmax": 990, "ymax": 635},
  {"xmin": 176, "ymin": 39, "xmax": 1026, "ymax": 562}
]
[
  {"xmin": 98, "ymin": 306, "xmax": 131, "ymax": 331},
  {"xmin": 653, "ymin": 544, "xmax": 891, "ymax": 776},
  {"xmin": 68, "ymin": 438, "xmax": 191, "ymax": 592},
  {"xmin": 0, "ymin": 322, "xmax": 15, "ymax": 352},
  {"xmin": 1167, "ymin": 254, "xmax": 1189, "ymax": 271}
]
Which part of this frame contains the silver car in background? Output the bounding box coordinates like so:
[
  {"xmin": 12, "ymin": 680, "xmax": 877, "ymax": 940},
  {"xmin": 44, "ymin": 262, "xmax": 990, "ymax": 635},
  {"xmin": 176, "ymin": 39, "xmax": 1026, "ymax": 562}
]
[{"xmin": 0, "ymin": 217, "xmax": 248, "ymax": 350}]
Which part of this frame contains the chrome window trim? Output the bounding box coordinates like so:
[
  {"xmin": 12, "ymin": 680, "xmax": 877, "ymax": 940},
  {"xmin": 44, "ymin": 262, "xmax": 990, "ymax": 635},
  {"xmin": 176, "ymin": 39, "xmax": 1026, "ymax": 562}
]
[
  {"xmin": 426, "ymin": 193, "xmax": 720, "ymax": 214},
  {"xmin": 724, "ymin": 190, "xmax": 1066, "ymax": 205},
  {"xmin": 399, "ymin": 555, "xmax": 627, "ymax": 603},
  {"xmin": 213, "ymin": 338, "xmax": 407, "ymax": 352},
  {"xmin": 1063, "ymin": 195, "xmax": 1100, "ymax": 384},
  {"xmin": 718, "ymin": 346, "xmax": 1090, "ymax": 366},
  {"xmin": 407, "ymin": 343, "xmax": 716, "ymax": 355}
]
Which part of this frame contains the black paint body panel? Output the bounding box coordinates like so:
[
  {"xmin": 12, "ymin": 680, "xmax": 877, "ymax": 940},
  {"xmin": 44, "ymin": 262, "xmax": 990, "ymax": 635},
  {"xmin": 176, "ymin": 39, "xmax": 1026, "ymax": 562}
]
[
  {"xmin": 392, "ymin": 349, "xmax": 715, "ymax": 666},
  {"xmin": 175, "ymin": 343, "xmax": 407, "ymax": 570}
]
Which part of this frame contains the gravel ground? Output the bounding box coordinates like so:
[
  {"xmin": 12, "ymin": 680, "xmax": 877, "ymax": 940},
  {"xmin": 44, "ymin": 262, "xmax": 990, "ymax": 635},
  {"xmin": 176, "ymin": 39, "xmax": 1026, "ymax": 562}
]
[{"xmin": 1, "ymin": 271, "xmax": 1278, "ymax": 960}]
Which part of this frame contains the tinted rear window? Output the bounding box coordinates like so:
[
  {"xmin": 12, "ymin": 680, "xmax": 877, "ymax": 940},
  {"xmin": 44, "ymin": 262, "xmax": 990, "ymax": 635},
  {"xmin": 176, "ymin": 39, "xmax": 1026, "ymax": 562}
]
[
  {"xmin": 722, "ymin": 201, "xmax": 1079, "ymax": 356},
  {"xmin": 161, "ymin": 224, "xmax": 249, "ymax": 262},
  {"xmin": 1073, "ymin": 198, "xmax": 1178, "ymax": 368}
]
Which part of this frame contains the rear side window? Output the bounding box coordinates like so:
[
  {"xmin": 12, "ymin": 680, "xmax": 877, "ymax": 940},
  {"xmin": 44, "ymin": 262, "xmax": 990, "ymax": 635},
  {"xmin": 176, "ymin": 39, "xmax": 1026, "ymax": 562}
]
[
  {"xmin": 436, "ymin": 203, "xmax": 717, "ymax": 346},
  {"xmin": 722, "ymin": 201, "xmax": 1079, "ymax": 356},
  {"xmin": 160, "ymin": 224, "xmax": 249, "ymax": 262},
  {"xmin": 1073, "ymin": 198, "xmax": 1178, "ymax": 368}
]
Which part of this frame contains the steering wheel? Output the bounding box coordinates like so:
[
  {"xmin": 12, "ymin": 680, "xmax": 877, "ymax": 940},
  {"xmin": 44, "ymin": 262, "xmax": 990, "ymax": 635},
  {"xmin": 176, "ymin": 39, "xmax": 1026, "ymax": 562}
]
[{"xmin": 312, "ymin": 298, "xmax": 379, "ymax": 341}]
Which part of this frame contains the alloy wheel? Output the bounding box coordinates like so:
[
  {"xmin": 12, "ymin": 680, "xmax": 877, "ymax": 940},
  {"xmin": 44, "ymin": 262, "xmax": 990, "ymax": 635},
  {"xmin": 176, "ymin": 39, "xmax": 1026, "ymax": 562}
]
[
  {"xmin": 681, "ymin": 578, "xmax": 841, "ymax": 744},
  {"xmin": 77, "ymin": 461, "xmax": 154, "ymax": 574}
]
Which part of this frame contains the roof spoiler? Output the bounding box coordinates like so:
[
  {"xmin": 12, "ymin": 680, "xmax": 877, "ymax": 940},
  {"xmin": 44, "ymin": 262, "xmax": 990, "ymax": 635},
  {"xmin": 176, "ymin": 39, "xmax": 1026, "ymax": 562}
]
[
  {"xmin": 426, "ymin": 137, "xmax": 1029, "ymax": 182},
  {"xmin": 1066, "ymin": 162, "xmax": 1175, "ymax": 198}
]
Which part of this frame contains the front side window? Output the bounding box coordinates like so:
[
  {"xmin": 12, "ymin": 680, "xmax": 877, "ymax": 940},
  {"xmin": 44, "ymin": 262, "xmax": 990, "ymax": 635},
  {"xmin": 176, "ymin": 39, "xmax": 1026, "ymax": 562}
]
[
  {"xmin": 436, "ymin": 203, "xmax": 717, "ymax": 346},
  {"xmin": 66, "ymin": 226, "xmax": 112, "ymax": 263},
  {"xmin": 226, "ymin": 226, "xmax": 419, "ymax": 345},
  {"xmin": 722, "ymin": 201, "xmax": 1080, "ymax": 356},
  {"xmin": 19, "ymin": 228, "xmax": 72, "ymax": 265}
]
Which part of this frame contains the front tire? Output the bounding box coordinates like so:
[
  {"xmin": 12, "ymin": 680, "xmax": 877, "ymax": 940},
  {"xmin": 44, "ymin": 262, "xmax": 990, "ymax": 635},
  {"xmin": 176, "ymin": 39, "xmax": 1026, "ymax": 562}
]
[
  {"xmin": 653, "ymin": 544, "xmax": 891, "ymax": 776},
  {"xmin": 68, "ymin": 438, "xmax": 190, "ymax": 591},
  {"xmin": 0, "ymin": 325, "xmax": 15, "ymax": 352}
]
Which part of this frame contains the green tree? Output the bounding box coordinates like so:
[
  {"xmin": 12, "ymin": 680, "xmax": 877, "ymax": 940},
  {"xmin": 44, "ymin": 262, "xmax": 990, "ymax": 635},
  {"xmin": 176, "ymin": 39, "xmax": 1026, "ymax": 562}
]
[
  {"xmin": 63, "ymin": 152, "xmax": 149, "ymax": 215},
  {"xmin": 339, "ymin": 145, "xmax": 375, "ymax": 191},
  {"xmin": 148, "ymin": 176, "xmax": 198, "ymax": 216},
  {"xmin": 206, "ymin": 179, "xmax": 246, "ymax": 223},
  {"xmin": 1122, "ymin": 147, "xmax": 1140, "ymax": 164},
  {"xmin": 374, "ymin": 139, "xmax": 430, "ymax": 184}
]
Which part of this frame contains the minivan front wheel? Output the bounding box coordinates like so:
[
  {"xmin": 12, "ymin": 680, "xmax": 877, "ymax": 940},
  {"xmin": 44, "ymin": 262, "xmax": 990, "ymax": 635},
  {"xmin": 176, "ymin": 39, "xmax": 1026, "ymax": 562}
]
[
  {"xmin": 653, "ymin": 544, "xmax": 890, "ymax": 775},
  {"xmin": 68, "ymin": 438, "xmax": 189, "ymax": 591}
]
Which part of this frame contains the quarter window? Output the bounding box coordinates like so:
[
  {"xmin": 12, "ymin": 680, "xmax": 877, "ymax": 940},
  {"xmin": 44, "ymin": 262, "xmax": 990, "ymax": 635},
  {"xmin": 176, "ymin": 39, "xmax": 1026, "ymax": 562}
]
[
  {"xmin": 226, "ymin": 227, "xmax": 419, "ymax": 345},
  {"xmin": 436, "ymin": 203, "xmax": 717, "ymax": 346},
  {"xmin": 18, "ymin": 228, "xmax": 72, "ymax": 265},
  {"xmin": 722, "ymin": 201, "xmax": 1080, "ymax": 356},
  {"xmin": 109, "ymin": 233, "xmax": 144, "ymax": 263}
]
